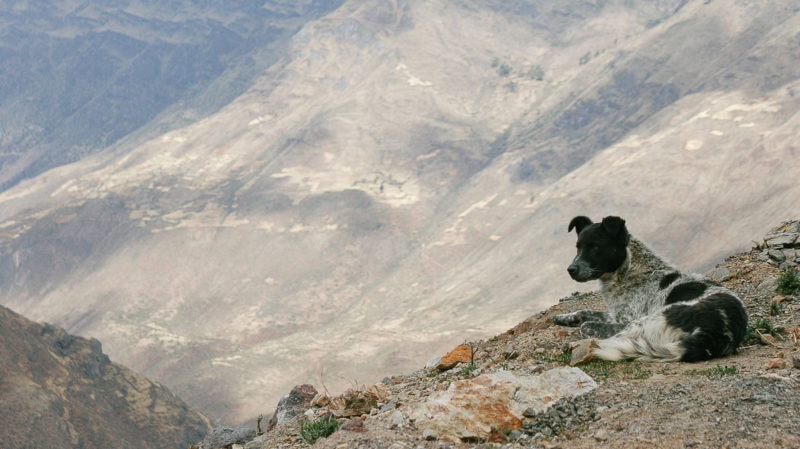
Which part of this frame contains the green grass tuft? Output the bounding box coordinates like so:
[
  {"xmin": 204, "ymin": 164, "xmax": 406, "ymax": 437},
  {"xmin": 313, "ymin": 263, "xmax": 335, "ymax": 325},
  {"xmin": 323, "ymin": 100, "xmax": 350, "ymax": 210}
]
[
  {"xmin": 580, "ymin": 359, "xmax": 652, "ymax": 380},
  {"xmin": 776, "ymin": 265, "xmax": 800, "ymax": 295},
  {"xmin": 687, "ymin": 365, "xmax": 737, "ymax": 377},
  {"xmin": 460, "ymin": 362, "xmax": 477, "ymax": 377},
  {"xmin": 745, "ymin": 317, "xmax": 782, "ymax": 344},
  {"xmin": 535, "ymin": 351, "xmax": 572, "ymax": 365},
  {"xmin": 299, "ymin": 415, "xmax": 339, "ymax": 445}
]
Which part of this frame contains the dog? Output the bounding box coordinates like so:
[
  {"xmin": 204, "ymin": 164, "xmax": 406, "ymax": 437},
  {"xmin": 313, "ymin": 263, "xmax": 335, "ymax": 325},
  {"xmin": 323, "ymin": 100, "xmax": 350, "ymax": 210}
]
[{"xmin": 554, "ymin": 215, "xmax": 747, "ymax": 363}]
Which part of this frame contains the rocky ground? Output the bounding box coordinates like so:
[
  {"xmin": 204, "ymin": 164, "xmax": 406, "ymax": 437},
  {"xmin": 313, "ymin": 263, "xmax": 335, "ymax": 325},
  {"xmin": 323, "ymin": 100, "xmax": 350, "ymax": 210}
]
[{"xmin": 214, "ymin": 222, "xmax": 800, "ymax": 449}]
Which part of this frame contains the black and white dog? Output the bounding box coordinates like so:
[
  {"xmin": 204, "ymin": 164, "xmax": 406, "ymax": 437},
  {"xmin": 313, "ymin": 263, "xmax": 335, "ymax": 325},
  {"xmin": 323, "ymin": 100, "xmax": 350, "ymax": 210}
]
[{"xmin": 554, "ymin": 215, "xmax": 747, "ymax": 362}]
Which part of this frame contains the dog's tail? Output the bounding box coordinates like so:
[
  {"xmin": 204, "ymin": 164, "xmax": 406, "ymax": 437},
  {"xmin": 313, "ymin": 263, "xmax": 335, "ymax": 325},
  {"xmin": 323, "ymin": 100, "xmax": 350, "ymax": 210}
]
[
  {"xmin": 592, "ymin": 315, "xmax": 686, "ymax": 362},
  {"xmin": 591, "ymin": 294, "xmax": 747, "ymax": 362}
]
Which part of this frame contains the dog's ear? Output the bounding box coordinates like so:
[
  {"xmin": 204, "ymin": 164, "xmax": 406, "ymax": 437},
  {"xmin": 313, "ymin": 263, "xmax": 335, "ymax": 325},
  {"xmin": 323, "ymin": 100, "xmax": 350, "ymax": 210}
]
[
  {"xmin": 601, "ymin": 216, "xmax": 628, "ymax": 241},
  {"xmin": 568, "ymin": 216, "xmax": 593, "ymax": 234}
]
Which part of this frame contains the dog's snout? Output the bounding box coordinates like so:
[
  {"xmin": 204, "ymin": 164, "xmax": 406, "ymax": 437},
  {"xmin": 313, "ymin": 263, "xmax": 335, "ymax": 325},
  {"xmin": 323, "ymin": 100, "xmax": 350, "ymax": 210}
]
[{"xmin": 567, "ymin": 264, "xmax": 578, "ymax": 276}]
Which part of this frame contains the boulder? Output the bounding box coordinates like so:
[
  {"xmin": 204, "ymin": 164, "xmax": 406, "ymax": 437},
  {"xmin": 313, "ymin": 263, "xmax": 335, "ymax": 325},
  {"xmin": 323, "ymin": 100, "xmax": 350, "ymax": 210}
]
[{"xmin": 410, "ymin": 367, "xmax": 597, "ymax": 443}]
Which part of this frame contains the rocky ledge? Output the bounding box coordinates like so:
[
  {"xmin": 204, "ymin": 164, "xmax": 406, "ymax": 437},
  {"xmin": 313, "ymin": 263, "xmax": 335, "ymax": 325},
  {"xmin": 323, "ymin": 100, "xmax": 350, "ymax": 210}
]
[{"xmin": 209, "ymin": 221, "xmax": 800, "ymax": 449}]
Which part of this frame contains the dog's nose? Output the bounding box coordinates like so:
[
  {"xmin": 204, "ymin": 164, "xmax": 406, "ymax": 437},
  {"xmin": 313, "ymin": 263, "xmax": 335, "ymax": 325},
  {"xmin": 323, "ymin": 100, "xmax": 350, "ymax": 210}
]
[{"xmin": 567, "ymin": 265, "xmax": 577, "ymax": 276}]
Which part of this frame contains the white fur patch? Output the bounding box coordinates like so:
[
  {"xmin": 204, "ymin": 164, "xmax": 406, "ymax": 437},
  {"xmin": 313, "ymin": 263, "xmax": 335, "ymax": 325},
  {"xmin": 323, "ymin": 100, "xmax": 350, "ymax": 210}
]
[{"xmin": 594, "ymin": 314, "xmax": 687, "ymax": 362}]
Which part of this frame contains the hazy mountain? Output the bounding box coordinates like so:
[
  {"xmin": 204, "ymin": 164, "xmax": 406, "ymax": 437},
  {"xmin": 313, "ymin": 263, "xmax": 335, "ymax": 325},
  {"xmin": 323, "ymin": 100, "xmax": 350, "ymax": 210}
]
[
  {"xmin": 1, "ymin": 0, "xmax": 799, "ymax": 424},
  {"xmin": 0, "ymin": 305, "xmax": 210, "ymax": 449},
  {"xmin": 0, "ymin": 0, "xmax": 346, "ymax": 190}
]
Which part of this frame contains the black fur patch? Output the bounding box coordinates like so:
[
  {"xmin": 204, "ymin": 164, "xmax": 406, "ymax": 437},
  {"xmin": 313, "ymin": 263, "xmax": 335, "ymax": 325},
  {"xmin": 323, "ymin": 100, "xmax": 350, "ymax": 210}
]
[
  {"xmin": 663, "ymin": 293, "xmax": 747, "ymax": 362},
  {"xmin": 659, "ymin": 272, "xmax": 680, "ymax": 289},
  {"xmin": 664, "ymin": 281, "xmax": 708, "ymax": 305}
]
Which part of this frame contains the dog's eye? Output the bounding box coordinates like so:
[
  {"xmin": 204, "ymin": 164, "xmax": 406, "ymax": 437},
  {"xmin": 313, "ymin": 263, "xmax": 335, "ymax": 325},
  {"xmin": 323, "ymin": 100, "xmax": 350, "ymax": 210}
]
[{"xmin": 589, "ymin": 244, "xmax": 600, "ymax": 253}]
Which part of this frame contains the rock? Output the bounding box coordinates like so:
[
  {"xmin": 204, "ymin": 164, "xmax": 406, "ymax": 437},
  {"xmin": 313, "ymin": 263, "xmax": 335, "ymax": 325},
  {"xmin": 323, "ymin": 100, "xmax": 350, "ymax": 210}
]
[
  {"xmin": 792, "ymin": 354, "xmax": 800, "ymax": 369},
  {"xmin": 366, "ymin": 382, "xmax": 390, "ymax": 403},
  {"xmin": 767, "ymin": 357, "xmax": 787, "ymax": 370},
  {"xmin": 760, "ymin": 333, "xmax": 778, "ymax": 346},
  {"xmin": 765, "ymin": 233, "xmax": 798, "ymax": 249},
  {"xmin": 243, "ymin": 434, "xmax": 268, "ymax": 449},
  {"xmin": 594, "ymin": 429, "xmax": 610, "ymax": 442},
  {"xmin": 522, "ymin": 407, "xmax": 539, "ymax": 418},
  {"xmin": 310, "ymin": 392, "xmax": 331, "ymax": 407},
  {"xmin": 707, "ymin": 265, "xmax": 730, "ymax": 282},
  {"xmin": 425, "ymin": 355, "xmax": 443, "ymax": 370},
  {"xmin": 342, "ymin": 390, "xmax": 378, "ymax": 417},
  {"xmin": 436, "ymin": 343, "xmax": 474, "ymax": 370},
  {"xmin": 340, "ymin": 416, "xmax": 367, "ymax": 432},
  {"xmin": 267, "ymin": 384, "xmax": 318, "ymax": 431},
  {"xmin": 389, "ymin": 411, "xmax": 405, "ymax": 429},
  {"xmin": 380, "ymin": 400, "xmax": 397, "ymax": 413},
  {"xmin": 203, "ymin": 426, "xmax": 257, "ymax": 449},
  {"xmin": 569, "ymin": 338, "xmax": 599, "ymax": 365},
  {"xmin": 422, "ymin": 428, "xmax": 438, "ymax": 441},
  {"xmin": 410, "ymin": 367, "xmax": 596, "ymax": 443},
  {"xmin": 768, "ymin": 249, "xmax": 786, "ymax": 262}
]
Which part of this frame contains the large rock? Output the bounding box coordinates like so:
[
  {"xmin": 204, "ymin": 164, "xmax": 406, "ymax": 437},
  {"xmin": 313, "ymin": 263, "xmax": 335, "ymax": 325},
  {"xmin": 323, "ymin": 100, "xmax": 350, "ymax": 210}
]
[
  {"xmin": 759, "ymin": 220, "xmax": 800, "ymax": 269},
  {"xmin": 410, "ymin": 367, "xmax": 597, "ymax": 443},
  {"xmin": 267, "ymin": 384, "xmax": 318, "ymax": 431},
  {"xmin": 203, "ymin": 426, "xmax": 257, "ymax": 449}
]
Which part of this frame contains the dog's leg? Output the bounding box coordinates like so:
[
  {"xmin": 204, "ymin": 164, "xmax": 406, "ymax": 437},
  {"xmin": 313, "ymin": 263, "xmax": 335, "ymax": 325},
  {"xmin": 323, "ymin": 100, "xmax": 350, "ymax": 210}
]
[
  {"xmin": 579, "ymin": 321, "xmax": 625, "ymax": 339},
  {"xmin": 553, "ymin": 310, "xmax": 612, "ymax": 327}
]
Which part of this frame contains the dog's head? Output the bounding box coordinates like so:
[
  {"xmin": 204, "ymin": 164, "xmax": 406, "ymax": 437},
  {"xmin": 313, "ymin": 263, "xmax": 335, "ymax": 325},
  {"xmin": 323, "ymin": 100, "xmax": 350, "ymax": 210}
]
[{"xmin": 567, "ymin": 215, "xmax": 629, "ymax": 282}]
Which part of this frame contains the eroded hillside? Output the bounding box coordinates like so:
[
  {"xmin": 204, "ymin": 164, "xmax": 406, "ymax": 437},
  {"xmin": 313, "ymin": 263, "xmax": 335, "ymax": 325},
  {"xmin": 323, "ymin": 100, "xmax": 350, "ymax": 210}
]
[{"xmin": 0, "ymin": 305, "xmax": 210, "ymax": 449}]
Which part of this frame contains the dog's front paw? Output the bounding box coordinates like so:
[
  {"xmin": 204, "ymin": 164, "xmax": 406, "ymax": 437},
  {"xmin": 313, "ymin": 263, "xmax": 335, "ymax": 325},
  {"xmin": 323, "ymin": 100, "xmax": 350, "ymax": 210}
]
[{"xmin": 553, "ymin": 312, "xmax": 581, "ymax": 327}]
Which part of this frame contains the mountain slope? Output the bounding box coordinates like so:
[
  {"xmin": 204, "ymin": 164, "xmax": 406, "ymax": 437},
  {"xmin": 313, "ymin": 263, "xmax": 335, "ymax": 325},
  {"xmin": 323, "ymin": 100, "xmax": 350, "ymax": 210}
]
[
  {"xmin": 251, "ymin": 220, "xmax": 800, "ymax": 449},
  {"xmin": 0, "ymin": 0, "xmax": 346, "ymax": 190},
  {"xmin": 0, "ymin": 0, "xmax": 798, "ymax": 424},
  {"xmin": 0, "ymin": 305, "xmax": 210, "ymax": 449}
]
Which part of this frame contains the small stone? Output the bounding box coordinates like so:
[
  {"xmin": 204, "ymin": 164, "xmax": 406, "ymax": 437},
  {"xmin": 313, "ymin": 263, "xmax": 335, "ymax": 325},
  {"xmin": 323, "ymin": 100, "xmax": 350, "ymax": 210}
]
[
  {"xmin": 767, "ymin": 357, "xmax": 787, "ymax": 370},
  {"xmin": 340, "ymin": 417, "xmax": 367, "ymax": 433},
  {"xmin": 594, "ymin": 429, "xmax": 609, "ymax": 442},
  {"xmin": 505, "ymin": 344, "xmax": 520, "ymax": 359},
  {"xmin": 522, "ymin": 407, "xmax": 538, "ymax": 418},
  {"xmin": 422, "ymin": 428, "xmax": 438, "ymax": 441},
  {"xmin": 389, "ymin": 411, "xmax": 405, "ymax": 429},
  {"xmin": 535, "ymin": 347, "xmax": 546, "ymax": 354},
  {"xmin": 380, "ymin": 400, "xmax": 398, "ymax": 413},
  {"xmin": 760, "ymin": 333, "xmax": 778, "ymax": 346}
]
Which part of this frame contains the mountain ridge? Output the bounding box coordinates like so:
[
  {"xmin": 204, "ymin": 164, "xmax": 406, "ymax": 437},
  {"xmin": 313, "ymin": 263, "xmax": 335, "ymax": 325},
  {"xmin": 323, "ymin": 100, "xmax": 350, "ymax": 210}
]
[{"xmin": 0, "ymin": 304, "xmax": 211, "ymax": 449}]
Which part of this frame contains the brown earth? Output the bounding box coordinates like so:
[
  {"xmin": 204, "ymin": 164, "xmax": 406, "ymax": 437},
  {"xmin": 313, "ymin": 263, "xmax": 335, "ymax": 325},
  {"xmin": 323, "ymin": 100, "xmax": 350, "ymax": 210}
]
[{"xmin": 249, "ymin": 233, "xmax": 800, "ymax": 449}]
